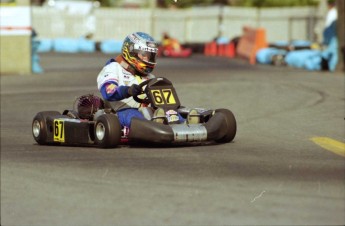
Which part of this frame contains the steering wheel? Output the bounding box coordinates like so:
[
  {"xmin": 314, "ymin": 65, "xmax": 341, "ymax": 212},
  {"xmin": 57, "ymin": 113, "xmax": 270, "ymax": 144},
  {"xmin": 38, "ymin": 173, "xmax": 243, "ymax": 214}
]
[{"xmin": 132, "ymin": 79, "xmax": 151, "ymax": 104}]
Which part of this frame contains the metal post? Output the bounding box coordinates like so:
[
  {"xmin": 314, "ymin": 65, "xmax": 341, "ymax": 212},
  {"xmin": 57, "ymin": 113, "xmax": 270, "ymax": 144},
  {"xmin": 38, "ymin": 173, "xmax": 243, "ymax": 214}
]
[
  {"xmin": 217, "ymin": 4, "xmax": 223, "ymax": 38},
  {"xmin": 149, "ymin": 0, "xmax": 156, "ymax": 37},
  {"xmin": 336, "ymin": 0, "xmax": 344, "ymax": 71}
]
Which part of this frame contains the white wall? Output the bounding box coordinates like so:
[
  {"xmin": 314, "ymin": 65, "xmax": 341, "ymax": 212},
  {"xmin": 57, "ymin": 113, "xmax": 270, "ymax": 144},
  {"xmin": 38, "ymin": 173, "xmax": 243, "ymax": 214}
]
[{"xmin": 32, "ymin": 5, "xmax": 323, "ymax": 43}]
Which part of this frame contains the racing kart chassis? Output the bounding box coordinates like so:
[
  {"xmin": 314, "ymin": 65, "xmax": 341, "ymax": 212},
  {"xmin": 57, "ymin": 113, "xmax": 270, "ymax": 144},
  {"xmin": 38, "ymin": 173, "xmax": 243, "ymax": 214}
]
[{"xmin": 32, "ymin": 77, "xmax": 236, "ymax": 148}]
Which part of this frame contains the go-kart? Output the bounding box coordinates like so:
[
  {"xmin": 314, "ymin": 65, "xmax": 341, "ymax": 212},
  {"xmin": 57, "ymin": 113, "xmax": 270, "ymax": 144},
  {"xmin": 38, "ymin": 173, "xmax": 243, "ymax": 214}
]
[
  {"xmin": 158, "ymin": 46, "xmax": 192, "ymax": 58},
  {"xmin": 32, "ymin": 77, "xmax": 236, "ymax": 148}
]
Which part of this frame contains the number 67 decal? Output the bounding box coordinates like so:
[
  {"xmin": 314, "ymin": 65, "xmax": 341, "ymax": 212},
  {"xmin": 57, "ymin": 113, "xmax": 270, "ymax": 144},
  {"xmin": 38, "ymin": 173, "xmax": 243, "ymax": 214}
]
[
  {"xmin": 150, "ymin": 89, "xmax": 176, "ymax": 105},
  {"xmin": 54, "ymin": 120, "xmax": 65, "ymax": 142}
]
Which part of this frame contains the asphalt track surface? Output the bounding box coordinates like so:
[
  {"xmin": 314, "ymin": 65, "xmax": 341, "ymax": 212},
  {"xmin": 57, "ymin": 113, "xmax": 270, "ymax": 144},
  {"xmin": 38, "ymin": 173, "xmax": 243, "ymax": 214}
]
[{"xmin": 1, "ymin": 52, "xmax": 344, "ymax": 226}]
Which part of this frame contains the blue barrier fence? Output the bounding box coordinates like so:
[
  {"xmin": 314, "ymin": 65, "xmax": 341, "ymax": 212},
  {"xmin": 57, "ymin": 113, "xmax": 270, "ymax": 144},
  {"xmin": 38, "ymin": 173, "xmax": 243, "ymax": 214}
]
[{"xmin": 37, "ymin": 38, "xmax": 123, "ymax": 54}]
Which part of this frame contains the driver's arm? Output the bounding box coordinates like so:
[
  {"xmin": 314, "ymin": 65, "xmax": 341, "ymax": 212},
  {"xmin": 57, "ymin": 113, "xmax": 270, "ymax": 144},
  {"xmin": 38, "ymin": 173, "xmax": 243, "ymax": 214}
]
[
  {"xmin": 97, "ymin": 62, "xmax": 141, "ymax": 101},
  {"xmin": 100, "ymin": 83, "xmax": 140, "ymax": 101},
  {"xmin": 100, "ymin": 83, "xmax": 130, "ymax": 101}
]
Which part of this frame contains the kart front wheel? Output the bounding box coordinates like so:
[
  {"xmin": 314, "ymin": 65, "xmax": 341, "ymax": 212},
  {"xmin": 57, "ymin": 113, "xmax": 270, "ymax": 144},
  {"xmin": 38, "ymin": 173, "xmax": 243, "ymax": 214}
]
[
  {"xmin": 94, "ymin": 114, "xmax": 121, "ymax": 148},
  {"xmin": 32, "ymin": 111, "xmax": 60, "ymax": 145},
  {"xmin": 215, "ymin": 109, "xmax": 237, "ymax": 143}
]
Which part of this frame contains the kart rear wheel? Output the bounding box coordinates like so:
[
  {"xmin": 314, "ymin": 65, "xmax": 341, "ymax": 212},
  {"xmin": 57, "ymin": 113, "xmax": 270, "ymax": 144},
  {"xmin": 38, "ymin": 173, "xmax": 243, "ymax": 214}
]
[
  {"xmin": 215, "ymin": 108, "xmax": 236, "ymax": 143},
  {"xmin": 94, "ymin": 114, "xmax": 121, "ymax": 148},
  {"xmin": 32, "ymin": 111, "xmax": 60, "ymax": 145}
]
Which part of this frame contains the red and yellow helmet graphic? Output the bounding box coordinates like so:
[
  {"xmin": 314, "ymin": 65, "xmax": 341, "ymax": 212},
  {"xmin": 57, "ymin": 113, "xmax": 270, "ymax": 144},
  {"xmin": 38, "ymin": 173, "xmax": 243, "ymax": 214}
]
[{"xmin": 121, "ymin": 32, "xmax": 158, "ymax": 75}]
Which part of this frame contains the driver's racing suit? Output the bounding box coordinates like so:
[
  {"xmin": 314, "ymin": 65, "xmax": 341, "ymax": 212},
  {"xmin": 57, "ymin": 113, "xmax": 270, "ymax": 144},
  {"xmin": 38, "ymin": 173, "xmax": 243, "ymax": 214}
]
[{"xmin": 97, "ymin": 56, "xmax": 154, "ymax": 127}]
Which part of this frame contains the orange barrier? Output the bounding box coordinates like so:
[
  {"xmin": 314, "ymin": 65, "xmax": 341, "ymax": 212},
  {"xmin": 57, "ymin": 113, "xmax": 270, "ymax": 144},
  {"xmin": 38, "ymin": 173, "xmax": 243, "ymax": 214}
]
[
  {"xmin": 218, "ymin": 44, "xmax": 227, "ymax": 57},
  {"xmin": 204, "ymin": 41, "xmax": 235, "ymax": 58},
  {"xmin": 203, "ymin": 43, "xmax": 209, "ymax": 55},
  {"xmin": 204, "ymin": 43, "xmax": 209, "ymax": 55},
  {"xmin": 204, "ymin": 41, "xmax": 217, "ymax": 56},
  {"xmin": 225, "ymin": 42, "xmax": 235, "ymax": 58},
  {"xmin": 217, "ymin": 42, "xmax": 236, "ymax": 58},
  {"xmin": 236, "ymin": 26, "xmax": 268, "ymax": 64}
]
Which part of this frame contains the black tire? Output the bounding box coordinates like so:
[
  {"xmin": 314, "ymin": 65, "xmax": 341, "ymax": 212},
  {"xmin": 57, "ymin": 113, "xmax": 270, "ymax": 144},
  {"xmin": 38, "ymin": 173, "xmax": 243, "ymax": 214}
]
[
  {"xmin": 215, "ymin": 108, "xmax": 237, "ymax": 143},
  {"xmin": 94, "ymin": 114, "xmax": 121, "ymax": 148},
  {"xmin": 32, "ymin": 111, "xmax": 60, "ymax": 145}
]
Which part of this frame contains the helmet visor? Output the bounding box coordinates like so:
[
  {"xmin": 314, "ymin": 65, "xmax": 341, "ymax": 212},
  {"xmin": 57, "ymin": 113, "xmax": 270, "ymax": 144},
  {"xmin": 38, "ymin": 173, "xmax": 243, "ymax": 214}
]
[{"xmin": 137, "ymin": 50, "xmax": 157, "ymax": 64}]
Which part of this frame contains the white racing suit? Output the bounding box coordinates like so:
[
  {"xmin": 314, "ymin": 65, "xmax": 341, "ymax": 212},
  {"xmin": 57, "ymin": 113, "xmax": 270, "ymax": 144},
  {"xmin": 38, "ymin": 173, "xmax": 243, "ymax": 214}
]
[{"xmin": 97, "ymin": 57, "xmax": 154, "ymax": 127}]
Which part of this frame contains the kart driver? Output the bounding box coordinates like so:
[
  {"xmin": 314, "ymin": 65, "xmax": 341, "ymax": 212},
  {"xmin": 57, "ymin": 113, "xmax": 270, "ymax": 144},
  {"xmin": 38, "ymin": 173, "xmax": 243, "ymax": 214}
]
[
  {"xmin": 97, "ymin": 32, "xmax": 159, "ymax": 128},
  {"xmin": 97, "ymin": 31, "xmax": 199, "ymax": 128}
]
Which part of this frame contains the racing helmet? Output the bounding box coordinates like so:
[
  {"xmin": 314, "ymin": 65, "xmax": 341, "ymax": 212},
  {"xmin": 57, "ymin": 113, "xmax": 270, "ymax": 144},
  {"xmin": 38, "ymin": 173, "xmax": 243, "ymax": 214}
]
[{"xmin": 122, "ymin": 32, "xmax": 158, "ymax": 76}]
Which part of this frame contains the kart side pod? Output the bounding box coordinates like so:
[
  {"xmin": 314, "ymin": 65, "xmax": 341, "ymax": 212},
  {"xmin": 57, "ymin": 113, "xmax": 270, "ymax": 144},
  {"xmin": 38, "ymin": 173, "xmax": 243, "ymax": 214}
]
[{"xmin": 128, "ymin": 110, "xmax": 234, "ymax": 143}]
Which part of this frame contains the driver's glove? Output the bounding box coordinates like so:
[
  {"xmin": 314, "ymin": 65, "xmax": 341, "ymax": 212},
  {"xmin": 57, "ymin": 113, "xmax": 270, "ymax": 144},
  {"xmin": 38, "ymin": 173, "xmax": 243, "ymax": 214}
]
[{"xmin": 127, "ymin": 84, "xmax": 142, "ymax": 97}]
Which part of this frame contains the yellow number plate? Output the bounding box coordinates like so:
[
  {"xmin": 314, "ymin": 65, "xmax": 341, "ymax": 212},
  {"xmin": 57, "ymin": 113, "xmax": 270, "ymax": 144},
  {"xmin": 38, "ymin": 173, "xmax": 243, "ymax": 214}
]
[
  {"xmin": 54, "ymin": 119, "xmax": 65, "ymax": 142},
  {"xmin": 151, "ymin": 88, "xmax": 176, "ymax": 105}
]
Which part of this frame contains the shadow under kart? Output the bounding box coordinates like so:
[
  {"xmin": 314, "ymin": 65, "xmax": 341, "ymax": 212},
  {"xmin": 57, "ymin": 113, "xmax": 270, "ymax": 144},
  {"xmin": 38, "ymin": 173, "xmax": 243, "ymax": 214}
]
[{"xmin": 32, "ymin": 77, "xmax": 236, "ymax": 148}]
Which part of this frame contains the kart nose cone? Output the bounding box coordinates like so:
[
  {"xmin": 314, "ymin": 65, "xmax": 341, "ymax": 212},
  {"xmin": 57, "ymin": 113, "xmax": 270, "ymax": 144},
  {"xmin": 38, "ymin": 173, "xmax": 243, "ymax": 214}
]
[
  {"xmin": 33, "ymin": 120, "xmax": 41, "ymax": 137},
  {"xmin": 96, "ymin": 122, "xmax": 106, "ymax": 140}
]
